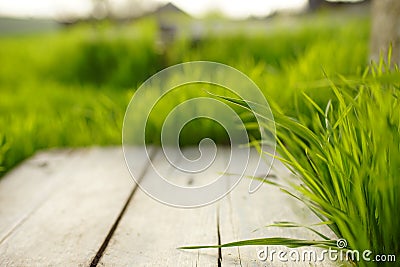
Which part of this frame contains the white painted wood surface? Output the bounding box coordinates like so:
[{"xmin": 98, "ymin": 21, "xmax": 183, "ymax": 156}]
[
  {"xmin": 99, "ymin": 148, "xmax": 220, "ymax": 266},
  {"xmin": 0, "ymin": 146, "xmax": 341, "ymax": 266},
  {"xmin": 0, "ymin": 147, "xmax": 151, "ymax": 266}
]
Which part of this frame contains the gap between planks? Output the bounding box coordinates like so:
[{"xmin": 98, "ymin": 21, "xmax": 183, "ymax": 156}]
[{"xmin": 89, "ymin": 147, "xmax": 157, "ymax": 266}]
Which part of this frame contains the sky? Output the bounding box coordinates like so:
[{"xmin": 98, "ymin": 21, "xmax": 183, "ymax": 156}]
[
  {"xmin": 0, "ymin": 0, "xmax": 308, "ymax": 19},
  {"xmin": 157, "ymin": 0, "xmax": 308, "ymax": 18}
]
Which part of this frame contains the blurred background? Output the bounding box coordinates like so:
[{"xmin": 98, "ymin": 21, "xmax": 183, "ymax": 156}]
[{"xmin": 0, "ymin": 0, "xmax": 395, "ymax": 175}]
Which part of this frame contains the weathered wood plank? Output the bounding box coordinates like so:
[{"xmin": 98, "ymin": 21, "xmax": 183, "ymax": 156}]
[
  {"xmin": 0, "ymin": 146, "xmax": 344, "ymax": 266},
  {"xmin": 219, "ymin": 148, "xmax": 339, "ymax": 266},
  {"xmin": 0, "ymin": 147, "xmax": 151, "ymax": 266},
  {"xmin": 0, "ymin": 149, "xmax": 80, "ymax": 243},
  {"xmin": 99, "ymin": 147, "xmax": 224, "ymax": 266}
]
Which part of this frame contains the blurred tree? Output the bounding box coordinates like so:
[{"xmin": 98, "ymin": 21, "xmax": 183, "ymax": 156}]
[
  {"xmin": 370, "ymin": 0, "xmax": 400, "ymax": 66},
  {"xmin": 309, "ymin": 0, "xmax": 399, "ymax": 65}
]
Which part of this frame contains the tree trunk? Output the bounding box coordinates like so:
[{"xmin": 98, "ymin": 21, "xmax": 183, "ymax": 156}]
[{"xmin": 370, "ymin": 0, "xmax": 400, "ymax": 66}]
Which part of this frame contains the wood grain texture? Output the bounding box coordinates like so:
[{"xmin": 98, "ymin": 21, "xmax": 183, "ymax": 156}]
[
  {"xmin": 0, "ymin": 147, "xmax": 150, "ymax": 266},
  {"xmin": 99, "ymin": 147, "xmax": 222, "ymax": 267},
  {"xmin": 0, "ymin": 149, "xmax": 79, "ymax": 244},
  {"xmin": 0, "ymin": 146, "xmax": 344, "ymax": 266}
]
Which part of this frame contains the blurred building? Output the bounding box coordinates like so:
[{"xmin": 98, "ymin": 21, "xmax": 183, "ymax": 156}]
[{"xmin": 308, "ymin": 0, "xmax": 371, "ymax": 12}]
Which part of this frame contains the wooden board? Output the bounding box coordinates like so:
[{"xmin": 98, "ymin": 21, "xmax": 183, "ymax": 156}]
[
  {"xmin": 98, "ymin": 147, "xmax": 221, "ymax": 266},
  {"xmin": 0, "ymin": 146, "xmax": 342, "ymax": 266},
  {"xmin": 0, "ymin": 148, "xmax": 78, "ymax": 244},
  {"xmin": 0, "ymin": 147, "xmax": 152, "ymax": 266}
]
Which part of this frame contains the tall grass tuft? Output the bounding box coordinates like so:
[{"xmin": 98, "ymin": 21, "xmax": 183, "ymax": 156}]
[
  {"xmin": 270, "ymin": 58, "xmax": 400, "ymax": 265},
  {"xmin": 182, "ymin": 59, "xmax": 400, "ymax": 266}
]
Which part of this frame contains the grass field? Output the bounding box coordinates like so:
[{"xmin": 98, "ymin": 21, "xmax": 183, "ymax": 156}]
[{"xmin": 0, "ymin": 13, "xmax": 370, "ymax": 174}]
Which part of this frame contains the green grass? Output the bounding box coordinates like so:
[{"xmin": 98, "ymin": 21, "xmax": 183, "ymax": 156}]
[
  {"xmin": 0, "ymin": 81, "xmax": 128, "ymax": 172},
  {"xmin": 0, "ymin": 13, "xmax": 369, "ymax": 175},
  {"xmin": 271, "ymin": 60, "xmax": 400, "ymax": 266},
  {"xmin": 182, "ymin": 58, "xmax": 400, "ymax": 266},
  {"xmin": 0, "ymin": 19, "xmax": 161, "ymax": 173}
]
